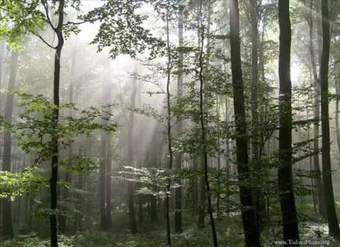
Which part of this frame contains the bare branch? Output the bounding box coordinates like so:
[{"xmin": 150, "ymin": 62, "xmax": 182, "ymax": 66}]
[
  {"xmin": 33, "ymin": 32, "xmax": 57, "ymax": 49},
  {"xmin": 41, "ymin": 0, "xmax": 57, "ymax": 31},
  {"xmin": 64, "ymin": 16, "xmax": 101, "ymax": 27}
]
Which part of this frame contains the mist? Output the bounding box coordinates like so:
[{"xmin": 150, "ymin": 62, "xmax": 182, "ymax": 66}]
[{"xmin": 0, "ymin": 0, "xmax": 340, "ymax": 247}]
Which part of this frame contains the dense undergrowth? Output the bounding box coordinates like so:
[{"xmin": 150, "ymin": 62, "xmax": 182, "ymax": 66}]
[{"xmin": 1, "ymin": 215, "xmax": 337, "ymax": 247}]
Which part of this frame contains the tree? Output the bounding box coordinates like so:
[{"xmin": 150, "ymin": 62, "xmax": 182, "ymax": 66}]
[
  {"xmin": 278, "ymin": 0, "xmax": 299, "ymax": 243},
  {"xmin": 305, "ymin": 0, "xmax": 326, "ymax": 217},
  {"xmin": 229, "ymin": 0, "xmax": 260, "ymax": 246},
  {"xmin": 46, "ymin": 1, "xmax": 65, "ymax": 245},
  {"xmin": 197, "ymin": 0, "xmax": 218, "ymax": 246},
  {"xmin": 1, "ymin": 51, "xmax": 18, "ymax": 240},
  {"xmin": 245, "ymin": 0, "xmax": 266, "ymax": 229},
  {"xmin": 99, "ymin": 82, "xmax": 114, "ymax": 231},
  {"xmin": 174, "ymin": 1, "xmax": 184, "ymax": 234},
  {"xmin": 165, "ymin": 3, "xmax": 173, "ymax": 245},
  {"xmin": 320, "ymin": 0, "xmax": 340, "ymax": 239},
  {"xmin": 127, "ymin": 68, "xmax": 138, "ymax": 234}
]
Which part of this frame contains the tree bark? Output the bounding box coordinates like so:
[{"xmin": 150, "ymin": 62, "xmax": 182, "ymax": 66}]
[
  {"xmin": 59, "ymin": 41, "xmax": 77, "ymax": 234},
  {"xmin": 165, "ymin": 4, "xmax": 172, "ymax": 246},
  {"xmin": 306, "ymin": 0, "xmax": 327, "ymax": 218},
  {"xmin": 50, "ymin": 1, "xmax": 65, "ymax": 246},
  {"xmin": 320, "ymin": 0, "xmax": 340, "ymax": 239},
  {"xmin": 174, "ymin": 2, "xmax": 184, "ymax": 234},
  {"xmin": 247, "ymin": 0, "xmax": 266, "ymax": 230},
  {"xmin": 127, "ymin": 66, "xmax": 138, "ymax": 234},
  {"xmin": 197, "ymin": 1, "xmax": 218, "ymax": 246},
  {"xmin": 278, "ymin": 0, "xmax": 300, "ymax": 243},
  {"xmin": 1, "ymin": 52, "xmax": 18, "ymax": 240},
  {"xmin": 229, "ymin": 0, "xmax": 261, "ymax": 246}
]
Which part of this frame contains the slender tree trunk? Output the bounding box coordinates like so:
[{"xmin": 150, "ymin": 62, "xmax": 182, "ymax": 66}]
[
  {"xmin": 216, "ymin": 97, "xmax": 221, "ymax": 219},
  {"xmin": 306, "ymin": 0, "xmax": 327, "ymax": 218},
  {"xmin": 0, "ymin": 44, "xmax": 4, "ymax": 112},
  {"xmin": 197, "ymin": 1, "xmax": 218, "ymax": 246},
  {"xmin": 320, "ymin": 0, "xmax": 340, "ymax": 239},
  {"xmin": 165, "ymin": 4, "xmax": 172, "ymax": 246},
  {"xmin": 192, "ymin": 157, "xmax": 198, "ymax": 215},
  {"xmin": 127, "ymin": 66, "xmax": 137, "ymax": 234},
  {"xmin": 247, "ymin": 0, "xmax": 266, "ymax": 230},
  {"xmin": 1, "ymin": 52, "xmax": 18, "ymax": 240},
  {"xmin": 336, "ymin": 61, "xmax": 340, "ymax": 156},
  {"xmin": 50, "ymin": 1, "xmax": 65, "ymax": 246},
  {"xmin": 225, "ymin": 98, "xmax": 231, "ymax": 217},
  {"xmin": 197, "ymin": 8, "xmax": 205, "ymax": 228},
  {"xmin": 174, "ymin": 2, "xmax": 184, "ymax": 234},
  {"xmin": 278, "ymin": 0, "xmax": 300, "ymax": 243},
  {"xmin": 99, "ymin": 133, "xmax": 107, "ymax": 230},
  {"xmin": 59, "ymin": 42, "xmax": 77, "ymax": 234},
  {"xmin": 229, "ymin": 1, "xmax": 260, "ymax": 246},
  {"xmin": 99, "ymin": 81, "xmax": 114, "ymax": 230},
  {"xmin": 104, "ymin": 130, "xmax": 113, "ymax": 229}
]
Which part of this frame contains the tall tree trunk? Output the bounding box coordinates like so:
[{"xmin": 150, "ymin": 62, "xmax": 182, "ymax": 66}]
[
  {"xmin": 278, "ymin": 0, "xmax": 300, "ymax": 243},
  {"xmin": 247, "ymin": 0, "xmax": 266, "ymax": 230},
  {"xmin": 165, "ymin": 4, "xmax": 172, "ymax": 246},
  {"xmin": 198, "ymin": 1, "xmax": 218, "ymax": 246},
  {"xmin": 306, "ymin": 0, "xmax": 327, "ymax": 218},
  {"xmin": 59, "ymin": 42, "xmax": 77, "ymax": 234},
  {"xmin": 104, "ymin": 129, "xmax": 113, "ymax": 229},
  {"xmin": 336, "ymin": 59, "xmax": 340, "ymax": 156},
  {"xmin": 320, "ymin": 0, "xmax": 340, "ymax": 239},
  {"xmin": 197, "ymin": 8, "xmax": 205, "ymax": 228},
  {"xmin": 216, "ymin": 97, "xmax": 221, "ymax": 219},
  {"xmin": 0, "ymin": 44, "xmax": 4, "ymax": 112},
  {"xmin": 225, "ymin": 98, "xmax": 231, "ymax": 217},
  {"xmin": 99, "ymin": 133, "xmax": 107, "ymax": 230},
  {"xmin": 1, "ymin": 52, "xmax": 18, "ymax": 240},
  {"xmin": 99, "ymin": 82, "xmax": 113, "ymax": 230},
  {"xmin": 127, "ymin": 66, "xmax": 137, "ymax": 234},
  {"xmin": 229, "ymin": 1, "xmax": 260, "ymax": 246},
  {"xmin": 50, "ymin": 1, "xmax": 65, "ymax": 246},
  {"xmin": 174, "ymin": 2, "xmax": 184, "ymax": 234}
]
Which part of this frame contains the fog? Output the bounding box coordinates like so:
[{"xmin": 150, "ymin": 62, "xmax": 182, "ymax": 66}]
[{"xmin": 0, "ymin": 0, "xmax": 340, "ymax": 246}]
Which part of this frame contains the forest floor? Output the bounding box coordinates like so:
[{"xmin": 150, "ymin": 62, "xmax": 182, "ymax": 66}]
[{"xmin": 1, "ymin": 214, "xmax": 338, "ymax": 247}]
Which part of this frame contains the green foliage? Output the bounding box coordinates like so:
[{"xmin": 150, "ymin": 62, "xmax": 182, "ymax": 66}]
[
  {"xmin": 0, "ymin": 168, "xmax": 47, "ymax": 199},
  {"xmin": 0, "ymin": 93, "xmax": 116, "ymax": 200},
  {"xmin": 82, "ymin": 0, "xmax": 165, "ymax": 58},
  {"xmin": 119, "ymin": 166, "xmax": 170, "ymax": 198},
  {"xmin": 11, "ymin": 93, "xmax": 116, "ymax": 163},
  {"xmin": 0, "ymin": 0, "xmax": 44, "ymax": 48}
]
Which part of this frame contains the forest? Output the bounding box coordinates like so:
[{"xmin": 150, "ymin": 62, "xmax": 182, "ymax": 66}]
[{"xmin": 0, "ymin": 0, "xmax": 340, "ymax": 246}]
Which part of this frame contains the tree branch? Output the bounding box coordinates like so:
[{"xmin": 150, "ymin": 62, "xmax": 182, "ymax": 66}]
[
  {"xmin": 33, "ymin": 32, "xmax": 57, "ymax": 49},
  {"xmin": 41, "ymin": 0, "xmax": 57, "ymax": 31}
]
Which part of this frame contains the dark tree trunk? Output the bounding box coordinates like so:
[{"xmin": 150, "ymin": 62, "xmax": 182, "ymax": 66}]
[
  {"xmin": 229, "ymin": 1, "xmax": 261, "ymax": 246},
  {"xmin": 1, "ymin": 52, "xmax": 18, "ymax": 240},
  {"xmin": 174, "ymin": 2, "xmax": 184, "ymax": 234},
  {"xmin": 0, "ymin": 44, "xmax": 4, "ymax": 112},
  {"xmin": 127, "ymin": 66, "xmax": 138, "ymax": 234},
  {"xmin": 320, "ymin": 0, "xmax": 340, "ymax": 239},
  {"xmin": 306, "ymin": 0, "xmax": 327, "ymax": 218},
  {"xmin": 197, "ymin": 1, "xmax": 218, "ymax": 246},
  {"xmin": 165, "ymin": 4, "xmax": 172, "ymax": 245},
  {"xmin": 150, "ymin": 195, "xmax": 158, "ymax": 223},
  {"xmin": 50, "ymin": 1, "xmax": 65, "ymax": 246},
  {"xmin": 278, "ymin": 0, "xmax": 300, "ymax": 243},
  {"xmin": 59, "ymin": 43, "xmax": 77, "ymax": 234},
  {"xmin": 192, "ymin": 157, "xmax": 198, "ymax": 215},
  {"xmin": 99, "ymin": 134, "xmax": 107, "ymax": 230},
  {"xmin": 104, "ymin": 131, "xmax": 113, "ymax": 229},
  {"xmin": 196, "ymin": 5, "xmax": 205, "ymax": 229},
  {"xmin": 99, "ymin": 83, "xmax": 113, "ymax": 231},
  {"xmin": 247, "ymin": 0, "xmax": 265, "ymax": 230}
]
